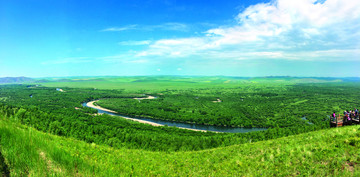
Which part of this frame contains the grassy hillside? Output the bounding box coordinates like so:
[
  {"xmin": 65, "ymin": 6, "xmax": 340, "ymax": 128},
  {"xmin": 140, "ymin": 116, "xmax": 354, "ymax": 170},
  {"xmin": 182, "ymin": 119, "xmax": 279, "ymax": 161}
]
[{"xmin": 1, "ymin": 116, "xmax": 360, "ymax": 176}]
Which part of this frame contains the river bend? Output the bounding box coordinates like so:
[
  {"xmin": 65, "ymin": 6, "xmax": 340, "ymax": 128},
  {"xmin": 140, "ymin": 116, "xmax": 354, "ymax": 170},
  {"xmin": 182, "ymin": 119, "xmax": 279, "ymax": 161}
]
[{"xmin": 82, "ymin": 100, "xmax": 267, "ymax": 133}]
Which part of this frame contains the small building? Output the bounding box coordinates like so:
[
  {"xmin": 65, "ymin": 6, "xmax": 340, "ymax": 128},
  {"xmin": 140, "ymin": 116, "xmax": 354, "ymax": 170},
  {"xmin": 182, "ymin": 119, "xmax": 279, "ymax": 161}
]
[{"xmin": 56, "ymin": 88, "xmax": 64, "ymax": 92}]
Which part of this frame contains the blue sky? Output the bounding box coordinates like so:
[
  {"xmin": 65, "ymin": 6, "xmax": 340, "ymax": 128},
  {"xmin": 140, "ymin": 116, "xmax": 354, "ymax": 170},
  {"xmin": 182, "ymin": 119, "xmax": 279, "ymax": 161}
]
[{"xmin": 0, "ymin": 0, "xmax": 359, "ymax": 77}]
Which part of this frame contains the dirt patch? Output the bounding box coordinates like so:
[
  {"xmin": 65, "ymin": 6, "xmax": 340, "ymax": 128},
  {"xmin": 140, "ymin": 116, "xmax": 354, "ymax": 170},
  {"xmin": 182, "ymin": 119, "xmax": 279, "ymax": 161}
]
[
  {"xmin": 39, "ymin": 151, "xmax": 62, "ymax": 173},
  {"xmin": 344, "ymin": 161, "xmax": 356, "ymax": 172},
  {"xmin": 133, "ymin": 95, "xmax": 156, "ymax": 102},
  {"xmin": 212, "ymin": 99, "xmax": 222, "ymax": 103}
]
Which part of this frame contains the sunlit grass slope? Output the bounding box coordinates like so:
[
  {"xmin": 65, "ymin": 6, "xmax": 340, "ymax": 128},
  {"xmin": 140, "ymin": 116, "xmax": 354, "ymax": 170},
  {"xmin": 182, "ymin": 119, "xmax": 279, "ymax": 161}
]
[{"xmin": 1, "ymin": 117, "xmax": 360, "ymax": 176}]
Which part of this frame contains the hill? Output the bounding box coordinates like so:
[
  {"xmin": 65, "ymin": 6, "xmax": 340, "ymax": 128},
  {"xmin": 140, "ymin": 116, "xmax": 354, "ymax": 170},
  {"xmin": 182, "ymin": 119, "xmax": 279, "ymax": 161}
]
[
  {"xmin": 0, "ymin": 116, "xmax": 359, "ymax": 176},
  {"xmin": 0, "ymin": 77, "xmax": 33, "ymax": 84}
]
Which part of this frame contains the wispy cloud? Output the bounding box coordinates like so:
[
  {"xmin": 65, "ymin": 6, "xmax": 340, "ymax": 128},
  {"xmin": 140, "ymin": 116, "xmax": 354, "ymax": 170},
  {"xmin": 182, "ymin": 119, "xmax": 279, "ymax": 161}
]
[
  {"xmin": 42, "ymin": 55, "xmax": 150, "ymax": 65},
  {"xmin": 101, "ymin": 22, "xmax": 189, "ymax": 32},
  {"xmin": 96, "ymin": 54, "xmax": 149, "ymax": 64},
  {"xmin": 41, "ymin": 57, "xmax": 92, "ymax": 65},
  {"xmin": 121, "ymin": 0, "xmax": 360, "ymax": 62},
  {"xmin": 101, "ymin": 25, "xmax": 137, "ymax": 32},
  {"xmin": 149, "ymin": 22, "xmax": 189, "ymax": 32},
  {"xmin": 118, "ymin": 40, "xmax": 151, "ymax": 46}
]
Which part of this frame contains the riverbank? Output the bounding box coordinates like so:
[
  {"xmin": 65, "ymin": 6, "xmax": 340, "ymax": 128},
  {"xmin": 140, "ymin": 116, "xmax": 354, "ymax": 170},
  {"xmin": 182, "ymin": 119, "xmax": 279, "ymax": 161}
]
[
  {"xmin": 134, "ymin": 95, "xmax": 156, "ymax": 101},
  {"xmin": 86, "ymin": 100, "xmax": 162, "ymax": 126},
  {"xmin": 86, "ymin": 100, "xmax": 117, "ymax": 113},
  {"xmin": 86, "ymin": 100, "xmax": 211, "ymax": 132}
]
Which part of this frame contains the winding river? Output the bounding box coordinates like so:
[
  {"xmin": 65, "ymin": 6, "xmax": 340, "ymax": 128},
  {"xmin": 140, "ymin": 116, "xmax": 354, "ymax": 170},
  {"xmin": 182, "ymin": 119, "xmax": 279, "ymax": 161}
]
[{"xmin": 82, "ymin": 100, "xmax": 267, "ymax": 133}]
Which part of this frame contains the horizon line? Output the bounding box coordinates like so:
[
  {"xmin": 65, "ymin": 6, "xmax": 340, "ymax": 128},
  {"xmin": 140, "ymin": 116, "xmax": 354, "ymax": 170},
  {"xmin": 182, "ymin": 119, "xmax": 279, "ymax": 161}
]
[{"xmin": 2, "ymin": 75, "xmax": 360, "ymax": 79}]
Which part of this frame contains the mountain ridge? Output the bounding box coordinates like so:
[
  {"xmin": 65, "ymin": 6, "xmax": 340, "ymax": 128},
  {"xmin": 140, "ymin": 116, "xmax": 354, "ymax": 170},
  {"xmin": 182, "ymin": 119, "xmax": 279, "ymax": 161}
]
[{"xmin": 0, "ymin": 77, "xmax": 33, "ymax": 84}]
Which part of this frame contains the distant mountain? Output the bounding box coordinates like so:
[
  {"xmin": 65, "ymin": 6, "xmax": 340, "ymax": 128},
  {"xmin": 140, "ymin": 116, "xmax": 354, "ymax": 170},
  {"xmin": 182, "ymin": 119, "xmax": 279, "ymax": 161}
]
[{"xmin": 0, "ymin": 77, "xmax": 34, "ymax": 84}]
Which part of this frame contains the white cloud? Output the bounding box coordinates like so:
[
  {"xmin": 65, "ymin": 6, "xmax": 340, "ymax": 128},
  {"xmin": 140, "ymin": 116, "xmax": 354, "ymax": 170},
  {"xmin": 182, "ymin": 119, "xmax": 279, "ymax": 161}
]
[
  {"xmin": 207, "ymin": 0, "xmax": 360, "ymax": 46},
  {"xmin": 126, "ymin": 0, "xmax": 360, "ymax": 61}
]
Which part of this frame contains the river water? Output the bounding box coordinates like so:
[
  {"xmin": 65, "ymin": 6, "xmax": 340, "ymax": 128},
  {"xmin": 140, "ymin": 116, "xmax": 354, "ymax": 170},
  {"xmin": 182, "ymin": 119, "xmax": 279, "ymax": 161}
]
[{"xmin": 82, "ymin": 102, "xmax": 267, "ymax": 133}]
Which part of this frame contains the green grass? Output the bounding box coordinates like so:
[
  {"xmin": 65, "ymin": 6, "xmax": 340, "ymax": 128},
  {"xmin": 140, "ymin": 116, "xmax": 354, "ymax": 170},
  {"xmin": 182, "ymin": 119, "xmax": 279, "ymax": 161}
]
[
  {"xmin": 37, "ymin": 76, "xmax": 345, "ymax": 93},
  {"xmin": 40, "ymin": 80, "xmax": 224, "ymax": 91},
  {"xmin": 1, "ymin": 115, "xmax": 360, "ymax": 176},
  {"xmin": 0, "ymin": 120, "xmax": 95, "ymax": 176},
  {"xmin": 2, "ymin": 76, "xmax": 359, "ymax": 175},
  {"xmin": 290, "ymin": 99, "xmax": 309, "ymax": 105}
]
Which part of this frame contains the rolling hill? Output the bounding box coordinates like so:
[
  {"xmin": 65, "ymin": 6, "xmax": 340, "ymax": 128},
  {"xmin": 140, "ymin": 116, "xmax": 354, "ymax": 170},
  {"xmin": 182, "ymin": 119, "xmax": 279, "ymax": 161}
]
[{"xmin": 0, "ymin": 115, "xmax": 359, "ymax": 176}]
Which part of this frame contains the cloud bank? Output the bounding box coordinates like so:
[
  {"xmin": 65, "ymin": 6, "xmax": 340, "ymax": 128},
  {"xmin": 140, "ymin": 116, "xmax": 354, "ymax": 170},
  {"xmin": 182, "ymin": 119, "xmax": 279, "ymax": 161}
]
[{"xmin": 126, "ymin": 0, "xmax": 360, "ymax": 62}]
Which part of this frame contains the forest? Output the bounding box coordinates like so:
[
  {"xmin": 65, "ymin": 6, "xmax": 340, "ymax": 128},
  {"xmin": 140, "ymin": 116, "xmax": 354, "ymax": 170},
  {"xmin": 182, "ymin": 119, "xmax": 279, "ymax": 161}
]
[{"xmin": 98, "ymin": 83, "xmax": 360, "ymax": 128}]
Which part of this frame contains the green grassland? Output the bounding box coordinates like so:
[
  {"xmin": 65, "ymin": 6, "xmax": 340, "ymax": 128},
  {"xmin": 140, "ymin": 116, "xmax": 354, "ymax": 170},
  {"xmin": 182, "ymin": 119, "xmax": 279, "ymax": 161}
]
[
  {"xmin": 38, "ymin": 76, "xmax": 343, "ymax": 91},
  {"xmin": 38, "ymin": 76, "xmax": 239, "ymax": 90},
  {"xmin": 1, "ymin": 113, "xmax": 360, "ymax": 176},
  {"xmin": 0, "ymin": 76, "xmax": 359, "ymax": 176}
]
